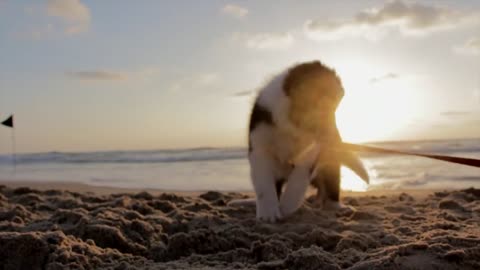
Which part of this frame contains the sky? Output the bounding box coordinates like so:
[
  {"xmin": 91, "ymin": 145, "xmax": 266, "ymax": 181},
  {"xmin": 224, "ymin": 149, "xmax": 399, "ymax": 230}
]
[{"xmin": 0, "ymin": 0, "xmax": 479, "ymax": 154}]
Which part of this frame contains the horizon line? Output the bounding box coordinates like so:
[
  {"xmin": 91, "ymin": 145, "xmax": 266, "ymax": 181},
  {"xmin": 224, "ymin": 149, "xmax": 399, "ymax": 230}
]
[{"xmin": 0, "ymin": 136, "xmax": 479, "ymax": 156}]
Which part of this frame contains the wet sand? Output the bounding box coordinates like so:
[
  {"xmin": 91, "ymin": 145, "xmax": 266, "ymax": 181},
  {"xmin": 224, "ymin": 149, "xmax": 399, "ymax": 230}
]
[{"xmin": 0, "ymin": 181, "xmax": 479, "ymax": 269}]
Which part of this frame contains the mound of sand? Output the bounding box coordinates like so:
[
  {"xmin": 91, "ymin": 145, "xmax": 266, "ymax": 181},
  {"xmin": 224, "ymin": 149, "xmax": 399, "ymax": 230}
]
[{"xmin": 0, "ymin": 185, "xmax": 479, "ymax": 269}]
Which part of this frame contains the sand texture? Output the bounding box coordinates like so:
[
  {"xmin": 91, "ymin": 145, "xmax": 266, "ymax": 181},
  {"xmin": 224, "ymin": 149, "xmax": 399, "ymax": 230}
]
[{"xmin": 0, "ymin": 184, "xmax": 480, "ymax": 269}]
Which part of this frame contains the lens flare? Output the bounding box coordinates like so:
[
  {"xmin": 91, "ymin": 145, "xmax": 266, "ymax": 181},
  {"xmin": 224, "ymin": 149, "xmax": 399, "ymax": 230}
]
[{"xmin": 341, "ymin": 166, "xmax": 368, "ymax": 192}]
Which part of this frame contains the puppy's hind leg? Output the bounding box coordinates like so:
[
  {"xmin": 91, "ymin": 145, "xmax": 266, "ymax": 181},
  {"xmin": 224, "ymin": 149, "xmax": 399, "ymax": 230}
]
[
  {"xmin": 249, "ymin": 151, "xmax": 281, "ymax": 222},
  {"xmin": 325, "ymin": 163, "xmax": 340, "ymax": 201},
  {"xmin": 322, "ymin": 162, "xmax": 355, "ymax": 212}
]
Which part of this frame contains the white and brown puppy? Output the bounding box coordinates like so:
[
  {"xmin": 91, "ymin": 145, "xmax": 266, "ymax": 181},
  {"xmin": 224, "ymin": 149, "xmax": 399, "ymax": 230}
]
[{"xmin": 248, "ymin": 61, "xmax": 369, "ymax": 222}]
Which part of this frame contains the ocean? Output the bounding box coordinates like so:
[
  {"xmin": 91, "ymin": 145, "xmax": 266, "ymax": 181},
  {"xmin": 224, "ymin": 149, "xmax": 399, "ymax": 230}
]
[{"xmin": 0, "ymin": 138, "xmax": 479, "ymax": 192}]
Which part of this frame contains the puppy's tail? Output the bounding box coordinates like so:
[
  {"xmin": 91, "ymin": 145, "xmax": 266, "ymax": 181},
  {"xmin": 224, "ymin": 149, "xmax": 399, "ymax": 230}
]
[
  {"xmin": 340, "ymin": 151, "xmax": 369, "ymax": 184},
  {"xmin": 227, "ymin": 198, "xmax": 256, "ymax": 207}
]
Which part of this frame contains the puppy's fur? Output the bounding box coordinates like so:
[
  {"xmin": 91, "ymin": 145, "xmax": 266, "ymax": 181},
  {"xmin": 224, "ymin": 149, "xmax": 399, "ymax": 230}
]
[{"xmin": 248, "ymin": 61, "xmax": 368, "ymax": 222}]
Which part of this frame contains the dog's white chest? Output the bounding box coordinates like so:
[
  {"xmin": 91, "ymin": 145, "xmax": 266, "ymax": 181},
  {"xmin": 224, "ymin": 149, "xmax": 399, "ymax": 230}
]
[{"xmin": 270, "ymin": 128, "xmax": 313, "ymax": 165}]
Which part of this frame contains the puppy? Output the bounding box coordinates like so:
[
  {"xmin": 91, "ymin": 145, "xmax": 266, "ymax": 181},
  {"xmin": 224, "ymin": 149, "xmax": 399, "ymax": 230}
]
[{"xmin": 248, "ymin": 61, "xmax": 368, "ymax": 222}]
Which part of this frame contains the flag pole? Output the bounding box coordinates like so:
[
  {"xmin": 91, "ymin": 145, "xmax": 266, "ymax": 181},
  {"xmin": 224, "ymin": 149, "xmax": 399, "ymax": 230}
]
[{"xmin": 11, "ymin": 126, "xmax": 16, "ymax": 171}]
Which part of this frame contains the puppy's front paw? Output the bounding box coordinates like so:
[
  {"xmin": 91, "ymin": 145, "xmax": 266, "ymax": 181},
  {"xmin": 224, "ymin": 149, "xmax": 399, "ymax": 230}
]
[
  {"xmin": 256, "ymin": 203, "xmax": 282, "ymax": 222},
  {"xmin": 310, "ymin": 197, "xmax": 325, "ymax": 208},
  {"xmin": 324, "ymin": 201, "xmax": 356, "ymax": 212},
  {"xmin": 279, "ymin": 203, "xmax": 298, "ymax": 218}
]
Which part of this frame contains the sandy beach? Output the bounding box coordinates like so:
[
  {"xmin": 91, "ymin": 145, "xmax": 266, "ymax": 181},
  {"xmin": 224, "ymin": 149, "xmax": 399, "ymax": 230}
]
[{"xmin": 0, "ymin": 181, "xmax": 478, "ymax": 269}]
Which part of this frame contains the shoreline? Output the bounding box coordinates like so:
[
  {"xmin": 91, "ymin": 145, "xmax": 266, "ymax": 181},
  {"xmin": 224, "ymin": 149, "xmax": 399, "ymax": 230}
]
[
  {"xmin": 0, "ymin": 180, "xmax": 219, "ymax": 196},
  {"xmin": 0, "ymin": 179, "xmax": 445, "ymax": 198}
]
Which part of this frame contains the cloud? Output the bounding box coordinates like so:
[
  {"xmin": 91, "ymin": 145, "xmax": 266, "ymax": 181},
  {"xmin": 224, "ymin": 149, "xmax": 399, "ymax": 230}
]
[
  {"xmin": 19, "ymin": 0, "xmax": 90, "ymax": 38},
  {"xmin": 231, "ymin": 90, "xmax": 254, "ymax": 97},
  {"xmin": 454, "ymin": 37, "xmax": 480, "ymax": 55},
  {"xmin": 369, "ymin": 73, "xmax": 399, "ymax": 84},
  {"xmin": 305, "ymin": 0, "xmax": 479, "ymax": 41},
  {"xmin": 232, "ymin": 32, "xmax": 294, "ymax": 50},
  {"xmin": 46, "ymin": 0, "xmax": 91, "ymax": 34},
  {"xmin": 66, "ymin": 67, "xmax": 162, "ymax": 82},
  {"xmin": 221, "ymin": 4, "xmax": 248, "ymax": 19},
  {"xmin": 67, "ymin": 71, "xmax": 128, "ymax": 81}
]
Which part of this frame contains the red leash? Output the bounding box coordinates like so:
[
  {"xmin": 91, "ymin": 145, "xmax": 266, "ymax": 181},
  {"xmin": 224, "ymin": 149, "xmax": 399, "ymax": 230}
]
[{"xmin": 343, "ymin": 143, "xmax": 480, "ymax": 168}]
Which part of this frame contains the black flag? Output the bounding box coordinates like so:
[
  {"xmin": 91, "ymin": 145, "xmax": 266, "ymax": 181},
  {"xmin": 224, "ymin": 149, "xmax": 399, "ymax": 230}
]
[{"xmin": 1, "ymin": 115, "xmax": 13, "ymax": 128}]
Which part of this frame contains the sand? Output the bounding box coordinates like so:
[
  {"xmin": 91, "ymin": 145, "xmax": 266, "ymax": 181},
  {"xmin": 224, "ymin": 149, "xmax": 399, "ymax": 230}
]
[{"xmin": 0, "ymin": 182, "xmax": 479, "ymax": 270}]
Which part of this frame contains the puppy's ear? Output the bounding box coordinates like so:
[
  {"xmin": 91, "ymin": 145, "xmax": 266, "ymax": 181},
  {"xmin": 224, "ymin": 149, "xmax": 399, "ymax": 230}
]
[{"xmin": 340, "ymin": 151, "xmax": 369, "ymax": 184}]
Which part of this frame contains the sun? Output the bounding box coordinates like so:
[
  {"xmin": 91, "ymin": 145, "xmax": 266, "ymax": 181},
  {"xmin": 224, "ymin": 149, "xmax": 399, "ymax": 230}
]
[
  {"xmin": 336, "ymin": 86, "xmax": 417, "ymax": 142},
  {"xmin": 334, "ymin": 64, "xmax": 424, "ymax": 143}
]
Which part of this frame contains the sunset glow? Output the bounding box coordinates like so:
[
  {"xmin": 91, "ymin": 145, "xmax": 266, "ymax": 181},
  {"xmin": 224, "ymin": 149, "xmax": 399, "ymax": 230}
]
[{"xmin": 336, "ymin": 69, "xmax": 426, "ymax": 143}]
